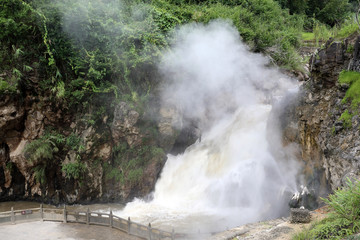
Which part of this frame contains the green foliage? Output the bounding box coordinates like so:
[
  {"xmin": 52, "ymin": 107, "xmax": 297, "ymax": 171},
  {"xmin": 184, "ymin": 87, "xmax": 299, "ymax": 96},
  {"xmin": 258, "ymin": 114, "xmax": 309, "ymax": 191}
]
[
  {"xmin": 313, "ymin": 21, "xmax": 332, "ymax": 45},
  {"xmin": 65, "ymin": 133, "xmax": 83, "ymax": 152},
  {"xmin": 24, "ymin": 131, "xmax": 65, "ymax": 164},
  {"xmin": 24, "ymin": 131, "xmax": 66, "ymax": 184},
  {"xmin": 0, "ymin": 0, "xmax": 59, "ymax": 96},
  {"xmin": 301, "ymin": 32, "xmax": 315, "ymax": 41},
  {"xmin": 292, "ymin": 228, "xmax": 314, "ymax": 240},
  {"xmin": 310, "ymin": 217, "xmax": 359, "ymax": 239},
  {"xmin": 128, "ymin": 168, "xmax": 143, "ymax": 184},
  {"xmin": 106, "ymin": 167, "xmax": 124, "ymax": 183},
  {"xmin": 323, "ymin": 179, "xmax": 360, "ymax": 222},
  {"xmin": 339, "ymin": 109, "xmax": 353, "ymax": 128},
  {"xmin": 293, "ymin": 179, "xmax": 360, "ymax": 240},
  {"xmin": 0, "ymin": 79, "xmax": 17, "ymax": 94},
  {"xmin": 106, "ymin": 141, "xmax": 165, "ymax": 186},
  {"xmin": 34, "ymin": 165, "xmax": 46, "ymax": 184},
  {"xmin": 170, "ymin": 0, "xmax": 303, "ymax": 69},
  {"xmin": 5, "ymin": 162, "xmax": 14, "ymax": 172},
  {"xmin": 339, "ymin": 70, "xmax": 360, "ymax": 110},
  {"xmin": 335, "ymin": 20, "xmax": 359, "ymax": 39},
  {"xmin": 61, "ymin": 161, "xmax": 86, "ymax": 180},
  {"xmin": 318, "ymin": 0, "xmax": 351, "ymax": 27},
  {"xmin": 276, "ymin": 0, "xmax": 351, "ymax": 27}
]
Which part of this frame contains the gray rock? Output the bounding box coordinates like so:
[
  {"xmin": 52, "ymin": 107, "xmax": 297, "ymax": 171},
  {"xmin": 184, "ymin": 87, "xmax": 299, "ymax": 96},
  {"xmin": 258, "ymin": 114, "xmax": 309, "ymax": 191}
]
[{"xmin": 290, "ymin": 208, "xmax": 311, "ymax": 223}]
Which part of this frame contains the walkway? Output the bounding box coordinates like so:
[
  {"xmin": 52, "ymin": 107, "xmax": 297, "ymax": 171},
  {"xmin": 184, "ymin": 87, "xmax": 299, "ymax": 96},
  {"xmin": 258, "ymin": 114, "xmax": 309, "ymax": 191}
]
[{"xmin": 0, "ymin": 221, "xmax": 142, "ymax": 240}]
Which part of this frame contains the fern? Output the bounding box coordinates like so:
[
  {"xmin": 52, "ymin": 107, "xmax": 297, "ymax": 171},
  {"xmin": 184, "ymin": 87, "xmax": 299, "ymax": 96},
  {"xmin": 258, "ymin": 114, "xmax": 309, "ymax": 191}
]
[
  {"xmin": 34, "ymin": 165, "xmax": 46, "ymax": 184},
  {"xmin": 24, "ymin": 131, "xmax": 65, "ymax": 164},
  {"xmin": 322, "ymin": 179, "xmax": 360, "ymax": 222}
]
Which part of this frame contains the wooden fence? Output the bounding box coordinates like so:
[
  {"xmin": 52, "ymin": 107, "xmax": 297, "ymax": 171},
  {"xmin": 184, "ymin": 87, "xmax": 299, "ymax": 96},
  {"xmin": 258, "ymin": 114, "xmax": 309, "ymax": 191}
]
[{"xmin": 0, "ymin": 205, "xmax": 175, "ymax": 240}]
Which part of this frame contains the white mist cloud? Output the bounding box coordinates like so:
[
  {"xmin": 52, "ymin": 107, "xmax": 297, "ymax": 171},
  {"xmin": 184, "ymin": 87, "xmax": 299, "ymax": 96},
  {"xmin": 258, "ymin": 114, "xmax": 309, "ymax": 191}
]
[
  {"xmin": 119, "ymin": 20, "xmax": 301, "ymax": 234},
  {"xmin": 159, "ymin": 20, "xmax": 294, "ymax": 130}
]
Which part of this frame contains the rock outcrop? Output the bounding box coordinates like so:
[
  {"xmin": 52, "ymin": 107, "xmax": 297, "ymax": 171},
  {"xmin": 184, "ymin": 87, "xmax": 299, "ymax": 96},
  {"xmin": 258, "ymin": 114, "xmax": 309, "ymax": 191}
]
[
  {"xmin": 0, "ymin": 90, "xmax": 196, "ymax": 204},
  {"xmin": 281, "ymin": 36, "xmax": 360, "ymax": 195}
]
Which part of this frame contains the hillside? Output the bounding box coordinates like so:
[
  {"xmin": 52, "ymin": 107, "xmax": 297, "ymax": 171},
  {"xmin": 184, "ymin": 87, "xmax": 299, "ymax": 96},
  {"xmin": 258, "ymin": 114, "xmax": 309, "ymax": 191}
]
[{"xmin": 0, "ymin": 0, "xmax": 305, "ymax": 204}]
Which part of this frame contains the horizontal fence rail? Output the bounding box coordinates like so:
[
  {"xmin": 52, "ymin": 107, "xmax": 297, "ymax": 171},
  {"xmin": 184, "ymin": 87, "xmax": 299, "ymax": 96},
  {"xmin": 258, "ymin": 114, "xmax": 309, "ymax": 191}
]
[{"xmin": 0, "ymin": 205, "xmax": 175, "ymax": 240}]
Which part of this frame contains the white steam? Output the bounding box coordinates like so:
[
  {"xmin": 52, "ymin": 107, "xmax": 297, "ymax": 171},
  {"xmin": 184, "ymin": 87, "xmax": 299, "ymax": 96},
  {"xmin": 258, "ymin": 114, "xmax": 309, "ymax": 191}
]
[{"xmin": 119, "ymin": 20, "xmax": 300, "ymax": 234}]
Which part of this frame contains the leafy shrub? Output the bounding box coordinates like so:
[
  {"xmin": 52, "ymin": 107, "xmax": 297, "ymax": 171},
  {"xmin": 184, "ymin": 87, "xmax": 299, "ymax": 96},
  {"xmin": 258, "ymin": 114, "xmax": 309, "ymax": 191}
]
[
  {"xmin": 335, "ymin": 20, "xmax": 359, "ymax": 39},
  {"xmin": 276, "ymin": 0, "xmax": 351, "ymax": 27},
  {"xmin": 292, "ymin": 179, "xmax": 360, "ymax": 240},
  {"xmin": 24, "ymin": 131, "xmax": 65, "ymax": 164},
  {"xmin": 323, "ymin": 179, "xmax": 360, "ymax": 222},
  {"xmin": 66, "ymin": 133, "xmax": 83, "ymax": 151},
  {"xmin": 62, "ymin": 161, "xmax": 86, "ymax": 180}
]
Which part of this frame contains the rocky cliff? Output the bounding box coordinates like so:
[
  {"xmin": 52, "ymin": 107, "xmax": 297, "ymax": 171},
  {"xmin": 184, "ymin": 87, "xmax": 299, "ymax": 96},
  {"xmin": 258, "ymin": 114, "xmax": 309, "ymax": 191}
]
[
  {"xmin": 281, "ymin": 35, "xmax": 360, "ymax": 199},
  {"xmin": 0, "ymin": 88, "xmax": 199, "ymax": 204}
]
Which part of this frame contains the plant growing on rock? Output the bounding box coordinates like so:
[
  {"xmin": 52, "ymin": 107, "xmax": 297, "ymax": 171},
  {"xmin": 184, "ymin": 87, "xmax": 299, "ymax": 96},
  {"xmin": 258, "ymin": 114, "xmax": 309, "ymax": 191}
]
[
  {"xmin": 339, "ymin": 109, "xmax": 353, "ymax": 128},
  {"xmin": 24, "ymin": 131, "xmax": 65, "ymax": 183},
  {"xmin": 61, "ymin": 161, "xmax": 86, "ymax": 180},
  {"xmin": 339, "ymin": 70, "xmax": 360, "ymax": 110}
]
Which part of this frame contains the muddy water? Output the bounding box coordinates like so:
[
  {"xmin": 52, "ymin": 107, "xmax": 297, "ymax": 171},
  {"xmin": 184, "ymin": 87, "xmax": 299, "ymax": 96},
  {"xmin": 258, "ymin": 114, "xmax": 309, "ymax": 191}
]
[
  {"xmin": 0, "ymin": 201, "xmax": 125, "ymax": 212},
  {"xmin": 0, "ymin": 201, "xmax": 141, "ymax": 240}
]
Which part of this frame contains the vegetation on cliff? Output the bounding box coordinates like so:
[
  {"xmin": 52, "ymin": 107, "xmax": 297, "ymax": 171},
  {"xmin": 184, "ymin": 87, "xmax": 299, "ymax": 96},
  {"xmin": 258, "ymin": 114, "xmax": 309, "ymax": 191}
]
[
  {"xmin": 2, "ymin": 0, "xmax": 360, "ymax": 203},
  {"xmin": 0, "ymin": 0, "xmax": 307, "ymax": 202}
]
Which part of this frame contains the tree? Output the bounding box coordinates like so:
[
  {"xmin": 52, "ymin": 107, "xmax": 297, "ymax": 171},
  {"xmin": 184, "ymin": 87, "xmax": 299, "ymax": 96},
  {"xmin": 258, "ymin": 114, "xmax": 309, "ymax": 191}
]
[{"xmin": 318, "ymin": 0, "xmax": 350, "ymax": 26}]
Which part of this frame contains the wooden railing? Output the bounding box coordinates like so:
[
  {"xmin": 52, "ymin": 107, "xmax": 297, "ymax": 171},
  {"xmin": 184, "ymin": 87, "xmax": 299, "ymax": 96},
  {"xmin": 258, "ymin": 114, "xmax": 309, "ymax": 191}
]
[{"xmin": 0, "ymin": 205, "xmax": 175, "ymax": 240}]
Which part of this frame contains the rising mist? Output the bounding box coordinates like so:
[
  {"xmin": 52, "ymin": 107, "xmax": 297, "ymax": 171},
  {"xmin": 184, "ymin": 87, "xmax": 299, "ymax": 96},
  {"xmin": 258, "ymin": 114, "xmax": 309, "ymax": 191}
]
[{"xmin": 119, "ymin": 20, "xmax": 301, "ymax": 234}]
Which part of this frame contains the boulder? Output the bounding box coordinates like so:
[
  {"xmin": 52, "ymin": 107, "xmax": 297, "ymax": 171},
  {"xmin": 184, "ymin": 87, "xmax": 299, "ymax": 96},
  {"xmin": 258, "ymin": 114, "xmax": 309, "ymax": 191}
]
[{"xmin": 290, "ymin": 208, "xmax": 311, "ymax": 223}]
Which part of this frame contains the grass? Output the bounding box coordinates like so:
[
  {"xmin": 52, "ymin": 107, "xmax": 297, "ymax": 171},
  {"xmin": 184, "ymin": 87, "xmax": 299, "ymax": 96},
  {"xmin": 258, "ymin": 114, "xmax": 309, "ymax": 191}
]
[
  {"xmin": 339, "ymin": 70, "xmax": 360, "ymax": 110},
  {"xmin": 300, "ymin": 19, "xmax": 360, "ymax": 47},
  {"xmin": 335, "ymin": 22, "xmax": 359, "ymax": 39},
  {"xmin": 301, "ymin": 32, "xmax": 315, "ymax": 41}
]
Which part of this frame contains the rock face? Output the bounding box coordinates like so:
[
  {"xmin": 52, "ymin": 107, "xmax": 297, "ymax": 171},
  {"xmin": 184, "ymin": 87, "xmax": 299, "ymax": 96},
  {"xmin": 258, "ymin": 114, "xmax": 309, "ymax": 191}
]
[
  {"xmin": 111, "ymin": 102, "xmax": 141, "ymax": 148},
  {"xmin": 310, "ymin": 39, "xmax": 348, "ymax": 89},
  {"xmin": 281, "ymin": 35, "xmax": 360, "ymax": 194},
  {"xmin": 0, "ymin": 91, "xmax": 195, "ymax": 204}
]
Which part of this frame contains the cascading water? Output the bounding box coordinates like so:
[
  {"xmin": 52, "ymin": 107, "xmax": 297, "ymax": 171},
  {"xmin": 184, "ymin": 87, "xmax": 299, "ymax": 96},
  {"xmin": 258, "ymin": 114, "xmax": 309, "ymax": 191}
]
[{"xmin": 117, "ymin": 20, "xmax": 300, "ymax": 234}]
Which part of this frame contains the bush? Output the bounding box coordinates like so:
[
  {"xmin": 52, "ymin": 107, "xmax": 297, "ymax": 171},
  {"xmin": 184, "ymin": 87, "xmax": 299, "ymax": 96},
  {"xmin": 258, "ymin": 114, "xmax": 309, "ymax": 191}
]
[
  {"xmin": 62, "ymin": 161, "xmax": 86, "ymax": 180},
  {"xmin": 323, "ymin": 179, "xmax": 360, "ymax": 222},
  {"xmin": 24, "ymin": 131, "xmax": 65, "ymax": 164},
  {"xmin": 292, "ymin": 179, "xmax": 360, "ymax": 240}
]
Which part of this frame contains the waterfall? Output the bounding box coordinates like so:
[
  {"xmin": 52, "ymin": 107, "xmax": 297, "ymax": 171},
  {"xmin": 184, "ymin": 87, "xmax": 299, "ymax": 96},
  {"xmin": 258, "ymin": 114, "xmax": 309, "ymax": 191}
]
[{"xmin": 117, "ymin": 20, "xmax": 300, "ymax": 234}]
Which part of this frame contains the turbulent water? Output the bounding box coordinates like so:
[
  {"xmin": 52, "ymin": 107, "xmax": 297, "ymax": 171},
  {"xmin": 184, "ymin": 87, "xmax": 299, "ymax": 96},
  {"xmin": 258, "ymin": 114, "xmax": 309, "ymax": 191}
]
[
  {"xmin": 118, "ymin": 104, "xmax": 297, "ymax": 234},
  {"xmin": 116, "ymin": 21, "xmax": 300, "ymax": 234}
]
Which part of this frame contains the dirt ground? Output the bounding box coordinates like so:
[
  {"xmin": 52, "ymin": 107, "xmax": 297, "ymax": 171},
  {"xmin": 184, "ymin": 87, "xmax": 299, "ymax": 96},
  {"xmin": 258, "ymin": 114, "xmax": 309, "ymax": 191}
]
[{"xmin": 209, "ymin": 207, "xmax": 329, "ymax": 240}]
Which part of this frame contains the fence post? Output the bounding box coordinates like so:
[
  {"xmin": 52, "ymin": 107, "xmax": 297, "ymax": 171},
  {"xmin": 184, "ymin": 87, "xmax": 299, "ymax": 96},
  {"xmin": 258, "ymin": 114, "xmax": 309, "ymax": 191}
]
[
  {"xmin": 127, "ymin": 217, "xmax": 131, "ymax": 234},
  {"xmin": 172, "ymin": 228, "xmax": 175, "ymax": 240},
  {"xmin": 86, "ymin": 208, "xmax": 90, "ymax": 225},
  {"xmin": 109, "ymin": 210, "xmax": 113, "ymax": 228},
  {"xmin": 40, "ymin": 204, "xmax": 43, "ymax": 221},
  {"xmin": 148, "ymin": 223, "xmax": 152, "ymax": 240},
  {"xmin": 11, "ymin": 207, "xmax": 15, "ymax": 224},
  {"xmin": 63, "ymin": 205, "xmax": 67, "ymax": 223}
]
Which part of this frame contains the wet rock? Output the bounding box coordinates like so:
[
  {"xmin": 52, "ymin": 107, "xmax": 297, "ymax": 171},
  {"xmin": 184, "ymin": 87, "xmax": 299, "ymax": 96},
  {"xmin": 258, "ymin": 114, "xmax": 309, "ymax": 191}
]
[
  {"xmin": 157, "ymin": 105, "xmax": 182, "ymax": 151},
  {"xmin": 111, "ymin": 102, "xmax": 142, "ymax": 147}
]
